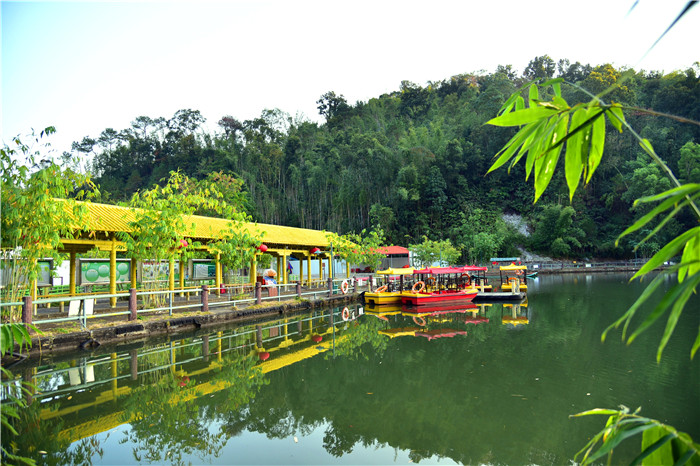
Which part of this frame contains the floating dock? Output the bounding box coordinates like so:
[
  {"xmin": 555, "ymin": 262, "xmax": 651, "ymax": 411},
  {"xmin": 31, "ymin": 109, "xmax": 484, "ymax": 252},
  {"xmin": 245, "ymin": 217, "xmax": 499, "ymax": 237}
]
[{"xmin": 474, "ymin": 292, "xmax": 525, "ymax": 302}]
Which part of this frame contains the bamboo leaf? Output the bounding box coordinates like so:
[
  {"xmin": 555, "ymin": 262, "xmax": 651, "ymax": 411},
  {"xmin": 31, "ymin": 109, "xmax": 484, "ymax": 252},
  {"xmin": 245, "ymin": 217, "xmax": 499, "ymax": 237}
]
[
  {"xmin": 586, "ymin": 108, "xmax": 606, "ymax": 183},
  {"xmin": 633, "ymin": 429, "xmax": 675, "ymax": 466},
  {"xmin": 678, "ymin": 236, "xmax": 700, "ymax": 282},
  {"xmin": 534, "ymin": 115, "xmax": 568, "ymax": 202},
  {"xmin": 487, "ymin": 106, "xmax": 558, "ymax": 127},
  {"xmin": 631, "ymin": 227, "xmax": 700, "ymax": 280},
  {"xmin": 487, "ymin": 121, "xmax": 543, "ymax": 174},
  {"xmin": 691, "ymin": 331, "xmax": 700, "ymax": 360},
  {"xmin": 639, "ymin": 138, "xmax": 655, "ymax": 157},
  {"xmin": 565, "ymin": 108, "xmax": 588, "ymax": 200},
  {"xmin": 587, "ymin": 424, "xmax": 657, "ymax": 463},
  {"xmin": 634, "ymin": 184, "xmax": 700, "ymax": 205},
  {"xmin": 618, "ymin": 192, "xmax": 692, "ymax": 240},
  {"xmin": 606, "ymin": 104, "xmax": 626, "ymax": 133},
  {"xmin": 515, "ymin": 96, "xmax": 525, "ymax": 111},
  {"xmin": 602, "ymin": 271, "xmax": 668, "ymax": 342},
  {"xmin": 654, "ymin": 273, "xmax": 700, "ymax": 361},
  {"xmin": 627, "ymin": 272, "xmax": 700, "ymax": 347},
  {"xmin": 571, "ymin": 408, "xmax": 625, "ymax": 418},
  {"xmin": 529, "ymin": 83, "xmax": 539, "ymax": 107}
]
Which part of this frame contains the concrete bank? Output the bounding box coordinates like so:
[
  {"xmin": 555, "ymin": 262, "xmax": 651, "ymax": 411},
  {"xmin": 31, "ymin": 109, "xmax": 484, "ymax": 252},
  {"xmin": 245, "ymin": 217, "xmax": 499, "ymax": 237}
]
[{"xmin": 21, "ymin": 294, "xmax": 360, "ymax": 357}]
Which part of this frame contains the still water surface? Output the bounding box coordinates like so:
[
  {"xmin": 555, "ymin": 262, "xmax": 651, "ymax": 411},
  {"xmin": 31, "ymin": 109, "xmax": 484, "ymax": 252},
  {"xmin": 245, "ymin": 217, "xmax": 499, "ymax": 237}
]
[{"xmin": 2, "ymin": 272, "xmax": 699, "ymax": 465}]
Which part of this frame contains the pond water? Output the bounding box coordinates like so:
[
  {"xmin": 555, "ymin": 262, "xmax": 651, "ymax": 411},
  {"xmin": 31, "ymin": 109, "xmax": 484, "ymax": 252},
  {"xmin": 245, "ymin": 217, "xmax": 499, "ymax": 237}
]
[{"xmin": 2, "ymin": 272, "xmax": 699, "ymax": 465}]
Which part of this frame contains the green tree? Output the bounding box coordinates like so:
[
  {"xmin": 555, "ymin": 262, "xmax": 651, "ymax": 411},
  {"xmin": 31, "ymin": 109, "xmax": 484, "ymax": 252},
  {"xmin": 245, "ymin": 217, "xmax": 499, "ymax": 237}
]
[
  {"xmin": 1, "ymin": 127, "xmax": 96, "ymax": 321},
  {"xmin": 409, "ymin": 237, "xmax": 461, "ymax": 268}
]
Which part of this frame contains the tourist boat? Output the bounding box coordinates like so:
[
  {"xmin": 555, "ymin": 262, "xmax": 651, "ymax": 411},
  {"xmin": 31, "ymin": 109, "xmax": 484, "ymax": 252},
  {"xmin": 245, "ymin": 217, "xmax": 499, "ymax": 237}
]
[
  {"xmin": 363, "ymin": 267, "xmax": 414, "ymax": 305},
  {"xmin": 400, "ymin": 266, "xmax": 482, "ymax": 306},
  {"xmin": 499, "ymin": 264, "xmax": 528, "ymax": 292}
]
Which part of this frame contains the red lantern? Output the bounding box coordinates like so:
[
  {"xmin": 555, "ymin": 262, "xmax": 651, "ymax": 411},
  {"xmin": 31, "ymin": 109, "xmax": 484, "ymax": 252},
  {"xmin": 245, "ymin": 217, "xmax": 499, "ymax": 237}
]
[
  {"xmin": 178, "ymin": 239, "xmax": 188, "ymax": 249},
  {"xmin": 257, "ymin": 244, "xmax": 268, "ymax": 252},
  {"xmin": 312, "ymin": 335, "xmax": 322, "ymax": 342},
  {"xmin": 258, "ymin": 351, "xmax": 270, "ymax": 361},
  {"xmin": 310, "ymin": 247, "xmax": 321, "ymax": 254}
]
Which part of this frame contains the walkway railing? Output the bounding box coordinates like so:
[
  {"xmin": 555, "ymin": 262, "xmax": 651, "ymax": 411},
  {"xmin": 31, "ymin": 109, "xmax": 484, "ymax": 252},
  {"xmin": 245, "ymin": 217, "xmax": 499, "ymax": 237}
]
[{"xmin": 0, "ymin": 276, "xmax": 370, "ymax": 330}]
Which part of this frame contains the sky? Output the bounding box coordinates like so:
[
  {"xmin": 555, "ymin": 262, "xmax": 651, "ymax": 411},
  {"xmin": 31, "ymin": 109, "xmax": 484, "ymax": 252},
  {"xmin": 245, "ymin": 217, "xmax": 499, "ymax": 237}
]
[{"xmin": 2, "ymin": 0, "xmax": 699, "ymax": 157}]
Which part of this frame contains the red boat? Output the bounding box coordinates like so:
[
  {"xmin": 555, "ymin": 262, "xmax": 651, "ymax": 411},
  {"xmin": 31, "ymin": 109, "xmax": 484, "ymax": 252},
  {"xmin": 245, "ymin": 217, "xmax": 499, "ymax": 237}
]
[{"xmin": 400, "ymin": 266, "xmax": 485, "ymax": 306}]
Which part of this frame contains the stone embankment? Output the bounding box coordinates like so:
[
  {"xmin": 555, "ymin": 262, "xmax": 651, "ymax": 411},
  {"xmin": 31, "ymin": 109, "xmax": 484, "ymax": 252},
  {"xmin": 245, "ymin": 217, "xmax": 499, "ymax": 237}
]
[{"xmin": 19, "ymin": 293, "xmax": 359, "ymax": 357}]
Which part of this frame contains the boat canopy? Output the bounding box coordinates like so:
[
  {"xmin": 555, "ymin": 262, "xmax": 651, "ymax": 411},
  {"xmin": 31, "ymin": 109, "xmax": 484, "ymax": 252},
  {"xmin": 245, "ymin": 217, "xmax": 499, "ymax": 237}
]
[
  {"xmin": 413, "ymin": 265, "xmax": 487, "ymax": 275},
  {"xmin": 500, "ymin": 264, "xmax": 528, "ymax": 271},
  {"xmin": 376, "ymin": 267, "xmax": 415, "ymax": 275}
]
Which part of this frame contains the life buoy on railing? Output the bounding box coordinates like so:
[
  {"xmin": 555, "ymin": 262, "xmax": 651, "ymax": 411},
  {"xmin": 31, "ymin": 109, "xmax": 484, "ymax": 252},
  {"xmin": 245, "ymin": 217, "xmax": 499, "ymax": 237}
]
[
  {"xmin": 342, "ymin": 307, "xmax": 350, "ymax": 321},
  {"xmin": 375, "ymin": 285, "xmax": 388, "ymax": 293},
  {"xmin": 425, "ymin": 277, "xmax": 436, "ymax": 286},
  {"xmin": 341, "ymin": 280, "xmax": 349, "ymax": 294},
  {"xmin": 412, "ymin": 281, "xmax": 425, "ymax": 293},
  {"xmin": 413, "ymin": 315, "xmax": 426, "ymax": 327},
  {"xmin": 460, "ymin": 273, "xmax": 471, "ymax": 286}
]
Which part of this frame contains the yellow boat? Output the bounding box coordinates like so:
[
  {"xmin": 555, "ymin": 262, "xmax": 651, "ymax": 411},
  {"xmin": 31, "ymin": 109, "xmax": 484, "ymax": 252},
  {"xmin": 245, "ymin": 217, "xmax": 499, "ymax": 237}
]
[
  {"xmin": 499, "ymin": 264, "xmax": 528, "ymax": 292},
  {"xmin": 364, "ymin": 267, "xmax": 415, "ymax": 305}
]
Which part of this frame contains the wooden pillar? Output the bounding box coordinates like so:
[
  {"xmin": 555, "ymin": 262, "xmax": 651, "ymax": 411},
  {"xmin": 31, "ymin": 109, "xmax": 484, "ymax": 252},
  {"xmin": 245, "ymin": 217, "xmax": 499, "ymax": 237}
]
[
  {"xmin": 168, "ymin": 256, "xmax": 175, "ymax": 293},
  {"xmin": 130, "ymin": 258, "xmax": 137, "ymax": 289},
  {"xmin": 215, "ymin": 253, "xmax": 221, "ymax": 296},
  {"xmin": 306, "ymin": 254, "xmax": 312, "ymax": 287},
  {"xmin": 282, "ymin": 254, "xmax": 288, "ymax": 285},
  {"xmin": 110, "ymin": 238, "xmax": 117, "ymax": 308},
  {"xmin": 69, "ymin": 251, "xmax": 77, "ymax": 296},
  {"xmin": 276, "ymin": 257, "xmax": 281, "ymax": 283},
  {"xmin": 346, "ymin": 261, "xmax": 350, "ymax": 279},
  {"xmin": 318, "ymin": 256, "xmax": 323, "ymax": 281},
  {"xmin": 299, "ymin": 256, "xmax": 304, "ymax": 285},
  {"xmin": 179, "ymin": 256, "xmax": 185, "ymax": 297},
  {"xmin": 250, "ymin": 256, "xmax": 257, "ymax": 285}
]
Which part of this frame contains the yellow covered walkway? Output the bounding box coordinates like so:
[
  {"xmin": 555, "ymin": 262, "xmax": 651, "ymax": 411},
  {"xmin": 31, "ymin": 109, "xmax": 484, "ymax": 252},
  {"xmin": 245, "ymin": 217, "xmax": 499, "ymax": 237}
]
[{"xmin": 53, "ymin": 200, "xmax": 350, "ymax": 306}]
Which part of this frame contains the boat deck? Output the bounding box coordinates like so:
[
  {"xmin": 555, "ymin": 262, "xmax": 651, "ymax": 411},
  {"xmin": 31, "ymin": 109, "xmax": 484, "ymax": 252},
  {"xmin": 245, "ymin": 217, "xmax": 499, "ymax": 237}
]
[{"xmin": 474, "ymin": 292, "xmax": 525, "ymax": 301}]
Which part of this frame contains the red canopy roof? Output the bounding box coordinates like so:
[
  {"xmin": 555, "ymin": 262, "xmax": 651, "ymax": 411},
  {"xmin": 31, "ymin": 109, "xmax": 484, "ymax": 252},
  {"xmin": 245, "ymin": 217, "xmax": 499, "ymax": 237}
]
[
  {"xmin": 374, "ymin": 246, "xmax": 410, "ymax": 255},
  {"xmin": 413, "ymin": 265, "xmax": 487, "ymax": 274}
]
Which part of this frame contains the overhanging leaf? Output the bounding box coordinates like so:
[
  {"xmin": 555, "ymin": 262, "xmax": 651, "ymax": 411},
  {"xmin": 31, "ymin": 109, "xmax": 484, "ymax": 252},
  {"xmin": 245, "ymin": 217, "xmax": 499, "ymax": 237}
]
[{"xmin": 487, "ymin": 106, "xmax": 559, "ymax": 127}]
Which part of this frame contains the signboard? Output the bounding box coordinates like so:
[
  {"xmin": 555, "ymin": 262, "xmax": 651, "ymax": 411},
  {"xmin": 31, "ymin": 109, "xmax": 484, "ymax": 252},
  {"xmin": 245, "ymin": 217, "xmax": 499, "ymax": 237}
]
[
  {"xmin": 80, "ymin": 259, "xmax": 131, "ymax": 285},
  {"xmin": 37, "ymin": 260, "xmax": 52, "ymax": 286},
  {"xmin": 192, "ymin": 260, "xmax": 215, "ymax": 279}
]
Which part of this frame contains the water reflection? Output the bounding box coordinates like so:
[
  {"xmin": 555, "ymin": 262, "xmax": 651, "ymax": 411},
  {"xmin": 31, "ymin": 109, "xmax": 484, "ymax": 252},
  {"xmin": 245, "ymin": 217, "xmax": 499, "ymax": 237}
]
[{"xmin": 2, "ymin": 275, "xmax": 699, "ymax": 465}]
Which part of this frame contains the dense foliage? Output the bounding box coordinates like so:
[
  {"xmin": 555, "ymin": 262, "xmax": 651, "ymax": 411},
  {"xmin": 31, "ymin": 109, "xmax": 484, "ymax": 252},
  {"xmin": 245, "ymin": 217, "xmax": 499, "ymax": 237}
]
[{"xmin": 73, "ymin": 58, "xmax": 700, "ymax": 261}]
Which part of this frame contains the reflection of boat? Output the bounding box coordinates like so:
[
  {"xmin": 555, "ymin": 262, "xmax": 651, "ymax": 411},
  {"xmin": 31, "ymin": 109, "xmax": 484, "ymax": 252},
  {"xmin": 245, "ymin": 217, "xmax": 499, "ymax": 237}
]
[
  {"xmin": 378, "ymin": 327, "xmax": 468, "ymax": 340},
  {"xmin": 401, "ymin": 266, "xmax": 481, "ymax": 306},
  {"xmin": 364, "ymin": 267, "xmax": 415, "ymax": 305},
  {"xmin": 364, "ymin": 303, "xmax": 403, "ymax": 321},
  {"xmin": 499, "ymin": 264, "xmax": 528, "ymax": 292},
  {"xmin": 400, "ymin": 302, "xmax": 478, "ymax": 315},
  {"xmin": 502, "ymin": 302, "xmax": 529, "ymax": 326}
]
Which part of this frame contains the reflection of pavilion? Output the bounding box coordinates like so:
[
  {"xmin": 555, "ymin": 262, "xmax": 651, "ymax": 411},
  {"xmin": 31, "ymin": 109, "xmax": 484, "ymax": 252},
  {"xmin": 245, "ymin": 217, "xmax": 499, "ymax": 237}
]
[{"xmin": 3, "ymin": 307, "xmax": 359, "ymax": 445}]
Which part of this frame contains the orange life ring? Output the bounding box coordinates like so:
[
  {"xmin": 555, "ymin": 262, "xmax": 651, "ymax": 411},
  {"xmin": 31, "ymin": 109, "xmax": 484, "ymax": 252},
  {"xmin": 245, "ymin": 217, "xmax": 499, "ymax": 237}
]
[
  {"xmin": 341, "ymin": 280, "xmax": 349, "ymax": 294},
  {"xmin": 425, "ymin": 277, "xmax": 436, "ymax": 286},
  {"xmin": 515, "ymin": 269, "xmax": 524, "ymax": 276},
  {"xmin": 460, "ymin": 273, "xmax": 471, "ymax": 286},
  {"xmin": 342, "ymin": 307, "xmax": 350, "ymax": 320},
  {"xmin": 412, "ymin": 281, "xmax": 425, "ymax": 293},
  {"xmin": 413, "ymin": 316, "xmax": 426, "ymax": 326},
  {"xmin": 375, "ymin": 285, "xmax": 388, "ymax": 293}
]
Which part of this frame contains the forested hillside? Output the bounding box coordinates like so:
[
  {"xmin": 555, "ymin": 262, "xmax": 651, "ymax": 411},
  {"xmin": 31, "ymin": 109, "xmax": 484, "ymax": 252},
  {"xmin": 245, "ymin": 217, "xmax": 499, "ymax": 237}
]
[{"xmin": 73, "ymin": 56, "xmax": 700, "ymax": 262}]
